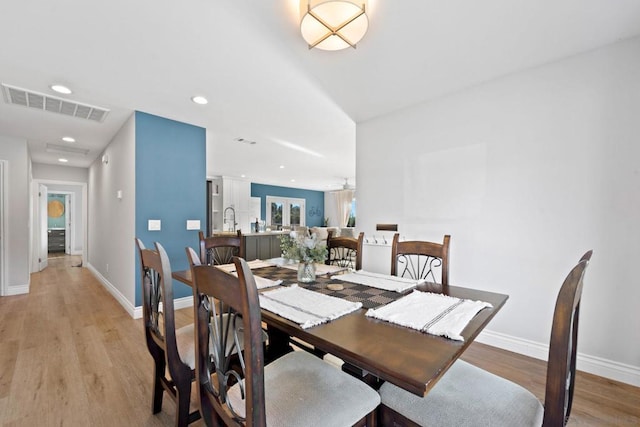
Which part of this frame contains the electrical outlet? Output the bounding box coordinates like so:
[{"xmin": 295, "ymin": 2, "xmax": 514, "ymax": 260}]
[{"xmin": 186, "ymin": 220, "xmax": 200, "ymax": 230}]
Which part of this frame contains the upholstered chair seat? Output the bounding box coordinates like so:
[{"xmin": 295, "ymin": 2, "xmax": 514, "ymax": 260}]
[
  {"xmin": 379, "ymin": 359, "xmax": 543, "ymax": 426},
  {"xmin": 228, "ymin": 351, "xmax": 380, "ymax": 426}
]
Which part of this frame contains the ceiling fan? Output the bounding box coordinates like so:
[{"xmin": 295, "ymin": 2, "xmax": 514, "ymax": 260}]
[{"xmin": 342, "ymin": 178, "xmax": 355, "ymax": 190}]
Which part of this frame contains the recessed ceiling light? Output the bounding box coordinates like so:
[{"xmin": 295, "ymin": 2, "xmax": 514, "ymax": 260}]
[
  {"xmin": 240, "ymin": 174, "xmax": 246, "ymax": 178},
  {"xmin": 58, "ymin": 158, "xmax": 68, "ymax": 163},
  {"xmin": 50, "ymin": 84, "xmax": 72, "ymax": 94},
  {"xmin": 279, "ymin": 165, "xmax": 285, "ymax": 169},
  {"xmin": 62, "ymin": 136, "xmax": 75, "ymax": 143},
  {"xmin": 291, "ymin": 179, "xmax": 296, "ymax": 182},
  {"xmin": 191, "ymin": 95, "xmax": 208, "ymax": 105}
]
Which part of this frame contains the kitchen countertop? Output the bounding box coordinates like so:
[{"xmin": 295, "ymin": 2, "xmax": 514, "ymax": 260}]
[
  {"xmin": 242, "ymin": 230, "xmax": 290, "ymax": 237},
  {"xmin": 212, "ymin": 230, "xmax": 290, "ymax": 237}
]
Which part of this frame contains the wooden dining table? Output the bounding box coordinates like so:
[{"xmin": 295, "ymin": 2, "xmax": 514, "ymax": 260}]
[{"xmin": 172, "ymin": 263, "xmax": 508, "ymax": 397}]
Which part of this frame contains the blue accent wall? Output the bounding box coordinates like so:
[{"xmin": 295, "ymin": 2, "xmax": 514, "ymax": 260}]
[
  {"xmin": 251, "ymin": 183, "xmax": 325, "ymax": 227},
  {"xmin": 135, "ymin": 111, "xmax": 206, "ymax": 305}
]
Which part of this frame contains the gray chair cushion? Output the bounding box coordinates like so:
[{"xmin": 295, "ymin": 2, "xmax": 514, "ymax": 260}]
[
  {"xmin": 175, "ymin": 323, "xmax": 196, "ymax": 369},
  {"xmin": 228, "ymin": 350, "xmax": 380, "ymax": 426},
  {"xmin": 379, "ymin": 359, "xmax": 544, "ymax": 427},
  {"xmin": 175, "ymin": 316, "xmax": 268, "ymax": 370}
]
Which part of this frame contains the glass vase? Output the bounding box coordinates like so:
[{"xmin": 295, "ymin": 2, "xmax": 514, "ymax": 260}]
[{"xmin": 297, "ymin": 261, "xmax": 316, "ymax": 283}]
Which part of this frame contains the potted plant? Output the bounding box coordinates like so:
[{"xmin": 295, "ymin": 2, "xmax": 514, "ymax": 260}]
[{"xmin": 280, "ymin": 229, "xmax": 328, "ymax": 282}]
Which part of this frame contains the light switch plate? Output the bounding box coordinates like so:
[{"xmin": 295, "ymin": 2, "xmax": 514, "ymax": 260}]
[
  {"xmin": 186, "ymin": 220, "xmax": 200, "ymax": 230},
  {"xmin": 148, "ymin": 219, "xmax": 161, "ymax": 231}
]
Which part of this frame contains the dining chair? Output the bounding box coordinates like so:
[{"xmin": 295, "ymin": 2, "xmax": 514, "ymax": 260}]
[
  {"xmin": 199, "ymin": 230, "xmax": 243, "ymax": 266},
  {"xmin": 135, "ymin": 238, "xmax": 200, "ymax": 427},
  {"xmin": 326, "ymin": 230, "xmax": 364, "ymax": 271},
  {"xmin": 390, "ymin": 233, "xmax": 451, "ymax": 285},
  {"xmin": 190, "ymin": 256, "xmax": 381, "ymax": 426},
  {"xmin": 378, "ymin": 250, "xmax": 592, "ymax": 427},
  {"xmin": 186, "ymin": 246, "xmax": 267, "ymax": 362}
]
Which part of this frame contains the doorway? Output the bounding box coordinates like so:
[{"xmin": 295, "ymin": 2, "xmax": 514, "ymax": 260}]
[
  {"xmin": 46, "ymin": 192, "xmax": 73, "ymax": 256},
  {"xmin": 0, "ymin": 160, "xmax": 6, "ymax": 295},
  {"xmin": 32, "ymin": 179, "xmax": 87, "ymax": 272}
]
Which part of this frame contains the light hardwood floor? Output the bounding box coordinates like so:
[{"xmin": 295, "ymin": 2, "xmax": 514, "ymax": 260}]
[{"xmin": 0, "ymin": 255, "xmax": 638, "ymax": 426}]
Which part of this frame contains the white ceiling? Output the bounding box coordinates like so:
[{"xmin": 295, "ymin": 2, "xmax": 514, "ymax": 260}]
[{"xmin": 1, "ymin": 0, "xmax": 639, "ymax": 191}]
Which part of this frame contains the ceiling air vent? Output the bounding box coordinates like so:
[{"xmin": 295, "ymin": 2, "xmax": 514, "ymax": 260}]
[
  {"xmin": 46, "ymin": 143, "xmax": 90, "ymax": 156},
  {"xmin": 1, "ymin": 83, "xmax": 109, "ymax": 123}
]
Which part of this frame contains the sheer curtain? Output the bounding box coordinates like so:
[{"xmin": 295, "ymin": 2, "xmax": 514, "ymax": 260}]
[{"xmin": 333, "ymin": 189, "xmax": 354, "ymax": 228}]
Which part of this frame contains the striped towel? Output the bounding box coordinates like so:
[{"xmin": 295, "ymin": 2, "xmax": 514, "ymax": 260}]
[
  {"xmin": 365, "ymin": 290, "xmax": 492, "ymax": 341},
  {"xmin": 215, "ymin": 263, "xmax": 282, "ymax": 289},
  {"xmin": 331, "ymin": 270, "xmax": 424, "ymax": 293},
  {"xmin": 279, "ymin": 262, "xmax": 348, "ymax": 276},
  {"xmin": 215, "ymin": 259, "xmax": 275, "ymax": 273},
  {"xmin": 252, "ymin": 275, "xmax": 283, "ymax": 289},
  {"xmin": 259, "ymin": 285, "xmax": 362, "ymax": 329}
]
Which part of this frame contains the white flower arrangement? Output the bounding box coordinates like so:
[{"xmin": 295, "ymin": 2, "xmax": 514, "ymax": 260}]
[{"xmin": 279, "ymin": 229, "xmax": 327, "ymax": 263}]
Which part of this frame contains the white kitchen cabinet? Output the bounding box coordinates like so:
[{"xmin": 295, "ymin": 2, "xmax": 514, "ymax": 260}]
[{"xmin": 222, "ymin": 177, "xmax": 252, "ymax": 233}]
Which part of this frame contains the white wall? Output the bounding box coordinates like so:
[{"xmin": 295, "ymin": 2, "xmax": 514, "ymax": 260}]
[
  {"xmin": 32, "ymin": 163, "xmax": 88, "ymax": 183},
  {"xmin": 324, "ymin": 192, "xmax": 339, "ymax": 227},
  {"xmin": 87, "ymin": 114, "xmax": 136, "ymax": 311},
  {"xmin": 0, "ymin": 135, "xmax": 32, "ymax": 294},
  {"xmin": 357, "ymin": 36, "xmax": 640, "ymax": 385}
]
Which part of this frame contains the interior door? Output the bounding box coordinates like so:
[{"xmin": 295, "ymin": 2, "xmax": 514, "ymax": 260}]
[
  {"xmin": 0, "ymin": 161, "xmax": 4, "ymax": 294},
  {"xmin": 39, "ymin": 183, "xmax": 48, "ymax": 271},
  {"xmin": 65, "ymin": 194, "xmax": 71, "ymax": 254}
]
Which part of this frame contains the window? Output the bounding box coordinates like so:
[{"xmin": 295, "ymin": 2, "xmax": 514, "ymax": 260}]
[
  {"xmin": 347, "ymin": 197, "xmax": 356, "ymax": 227},
  {"xmin": 266, "ymin": 196, "xmax": 306, "ymax": 228}
]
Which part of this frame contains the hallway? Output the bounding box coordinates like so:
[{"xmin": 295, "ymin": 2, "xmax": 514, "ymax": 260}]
[{"xmin": 0, "ymin": 255, "xmax": 201, "ymax": 426}]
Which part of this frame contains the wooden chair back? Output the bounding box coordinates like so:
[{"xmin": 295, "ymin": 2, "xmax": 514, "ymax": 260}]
[
  {"xmin": 542, "ymin": 250, "xmax": 591, "ymax": 426},
  {"xmin": 198, "ymin": 230, "xmax": 243, "ymax": 266},
  {"xmin": 135, "ymin": 238, "xmax": 198, "ymax": 426},
  {"xmin": 136, "ymin": 239, "xmax": 178, "ymax": 377},
  {"xmin": 391, "ymin": 233, "xmax": 451, "ymax": 285},
  {"xmin": 191, "ymin": 257, "xmax": 266, "ymax": 426},
  {"xmin": 186, "ymin": 246, "xmax": 201, "ymax": 267},
  {"xmin": 326, "ymin": 231, "xmax": 364, "ymax": 270}
]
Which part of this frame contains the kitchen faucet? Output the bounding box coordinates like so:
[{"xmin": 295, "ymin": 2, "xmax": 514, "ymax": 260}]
[{"xmin": 223, "ymin": 206, "xmax": 237, "ymax": 232}]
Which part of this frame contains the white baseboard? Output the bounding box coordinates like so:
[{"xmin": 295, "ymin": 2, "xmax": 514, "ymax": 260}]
[
  {"xmin": 87, "ymin": 262, "xmax": 136, "ymax": 318},
  {"xmin": 4, "ymin": 283, "xmax": 30, "ymax": 296},
  {"xmin": 478, "ymin": 329, "xmax": 640, "ymax": 387},
  {"xmin": 132, "ymin": 305, "xmax": 143, "ymax": 319},
  {"xmin": 131, "ymin": 296, "xmax": 194, "ymax": 320},
  {"xmin": 174, "ymin": 296, "xmax": 194, "ymax": 311},
  {"xmin": 87, "ymin": 263, "xmax": 195, "ymax": 320}
]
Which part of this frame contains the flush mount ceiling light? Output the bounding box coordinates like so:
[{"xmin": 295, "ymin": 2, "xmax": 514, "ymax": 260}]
[
  {"xmin": 50, "ymin": 84, "xmax": 72, "ymax": 94},
  {"xmin": 300, "ymin": 0, "xmax": 369, "ymax": 50},
  {"xmin": 191, "ymin": 95, "xmax": 208, "ymax": 105}
]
